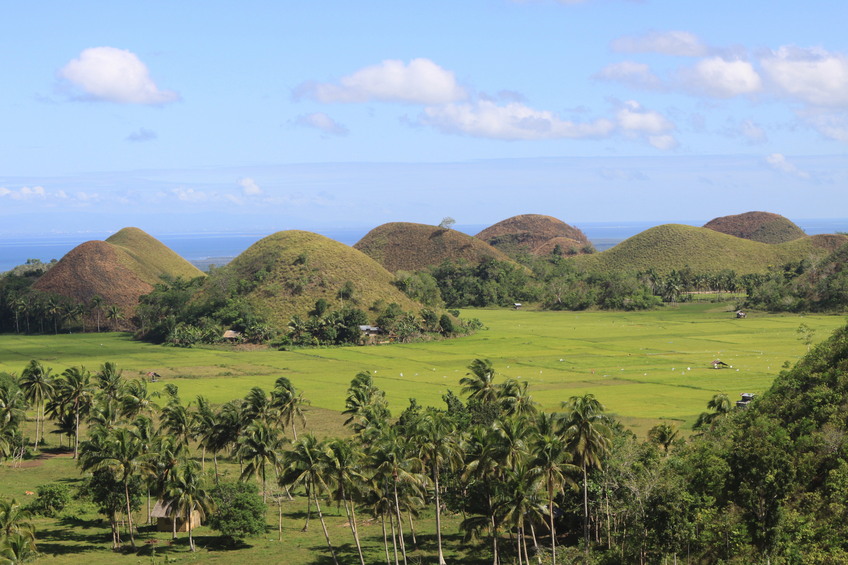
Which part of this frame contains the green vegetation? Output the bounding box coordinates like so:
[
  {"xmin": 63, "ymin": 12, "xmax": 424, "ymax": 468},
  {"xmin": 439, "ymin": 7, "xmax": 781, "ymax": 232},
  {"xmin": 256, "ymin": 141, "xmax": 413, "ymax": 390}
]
[
  {"xmin": 743, "ymin": 243, "xmax": 848, "ymax": 312},
  {"xmin": 0, "ymin": 305, "xmax": 846, "ymax": 562},
  {"xmin": 573, "ymin": 224, "xmax": 847, "ymax": 275}
]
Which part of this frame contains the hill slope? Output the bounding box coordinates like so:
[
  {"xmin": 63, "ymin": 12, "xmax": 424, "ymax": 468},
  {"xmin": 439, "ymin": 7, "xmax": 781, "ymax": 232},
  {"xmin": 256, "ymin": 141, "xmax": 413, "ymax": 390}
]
[
  {"xmin": 573, "ymin": 224, "xmax": 848, "ymax": 275},
  {"xmin": 32, "ymin": 228, "xmax": 203, "ymax": 330},
  {"xmin": 703, "ymin": 211, "xmax": 806, "ymax": 243},
  {"xmin": 476, "ymin": 214, "xmax": 592, "ymax": 256},
  {"xmin": 215, "ymin": 230, "xmax": 424, "ymax": 327},
  {"xmin": 354, "ymin": 222, "xmax": 515, "ymax": 272},
  {"xmin": 105, "ymin": 227, "xmax": 203, "ymax": 283}
]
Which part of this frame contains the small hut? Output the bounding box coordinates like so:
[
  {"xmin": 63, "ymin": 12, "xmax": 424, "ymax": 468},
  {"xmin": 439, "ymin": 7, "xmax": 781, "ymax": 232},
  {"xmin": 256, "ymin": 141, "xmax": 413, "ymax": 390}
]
[
  {"xmin": 150, "ymin": 500, "xmax": 201, "ymax": 532},
  {"xmin": 222, "ymin": 329, "xmax": 242, "ymax": 342}
]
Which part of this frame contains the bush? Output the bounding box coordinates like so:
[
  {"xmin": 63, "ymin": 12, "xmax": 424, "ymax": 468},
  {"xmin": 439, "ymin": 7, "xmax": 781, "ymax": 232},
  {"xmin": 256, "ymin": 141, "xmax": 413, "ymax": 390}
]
[
  {"xmin": 27, "ymin": 483, "xmax": 71, "ymax": 517},
  {"xmin": 207, "ymin": 482, "xmax": 267, "ymax": 544}
]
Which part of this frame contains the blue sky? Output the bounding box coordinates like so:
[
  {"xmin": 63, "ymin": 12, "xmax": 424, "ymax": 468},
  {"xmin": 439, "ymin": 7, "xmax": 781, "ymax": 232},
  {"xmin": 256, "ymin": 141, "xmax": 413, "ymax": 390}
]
[{"xmin": 1, "ymin": 0, "xmax": 846, "ymax": 236}]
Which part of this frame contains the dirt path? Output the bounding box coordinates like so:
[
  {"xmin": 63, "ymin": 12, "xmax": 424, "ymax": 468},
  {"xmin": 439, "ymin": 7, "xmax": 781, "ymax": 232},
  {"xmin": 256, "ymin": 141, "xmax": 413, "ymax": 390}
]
[{"xmin": 16, "ymin": 450, "xmax": 74, "ymax": 469}]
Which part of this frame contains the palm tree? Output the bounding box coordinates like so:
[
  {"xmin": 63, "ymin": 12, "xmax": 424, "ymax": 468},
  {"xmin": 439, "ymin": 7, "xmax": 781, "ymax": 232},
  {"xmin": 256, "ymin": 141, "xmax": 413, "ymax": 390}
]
[
  {"xmin": 237, "ymin": 420, "xmax": 284, "ymax": 503},
  {"xmin": 160, "ymin": 398, "xmax": 194, "ymax": 450},
  {"xmin": 105, "ymin": 305, "xmax": 124, "ymax": 329},
  {"xmin": 413, "ymin": 411, "xmax": 463, "ymax": 565},
  {"xmin": 89, "ymin": 295, "xmax": 104, "ymax": 332},
  {"xmin": 241, "ymin": 387, "xmax": 273, "ymax": 426},
  {"xmin": 343, "ymin": 371, "xmax": 390, "ymax": 438},
  {"xmin": 45, "ymin": 296, "xmax": 63, "ymax": 334},
  {"xmin": 461, "ymin": 358, "xmax": 499, "ymax": 404},
  {"xmin": 693, "ymin": 393, "xmax": 733, "ymax": 431},
  {"xmin": 78, "ymin": 426, "xmax": 147, "ymax": 548},
  {"xmin": 18, "ymin": 360, "xmax": 54, "ymax": 450},
  {"xmin": 94, "ymin": 362, "xmax": 124, "ymax": 404},
  {"xmin": 497, "ymin": 462, "xmax": 545, "ymax": 565},
  {"xmin": 192, "ymin": 396, "xmax": 216, "ymax": 470},
  {"xmin": 532, "ymin": 422, "xmax": 578, "ymax": 565},
  {"xmin": 0, "ymin": 531, "xmax": 38, "ymax": 563},
  {"xmin": 560, "ymin": 394, "xmax": 612, "ymax": 564},
  {"xmin": 279, "ymin": 434, "xmax": 339, "ymax": 565},
  {"xmin": 369, "ymin": 426, "xmax": 426, "ymax": 565},
  {"xmin": 498, "ymin": 378, "xmax": 538, "ymax": 419},
  {"xmin": 648, "ymin": 422, "xmax": 680, "ymax": 454},
  {"xmin": 327, "ymin": 437, "xmax": 367, "ymax": 565},
  {"xmin": 120, "ymin": 378, "xmax": 160, "ymax": 421},
  {"xmin": 207, "ymin": 401, "xmax": 244, "ymax": 481},
  {"xmin": 162, "ymin": 459, "xmax": 214, "ymax": 552},
  {"xmin": 51, "ymin": 366, "xmax": 94, "ymax": 459},
  {"xmin": 0, "ymin": 498, "xmax": 35, "ymax": 547},
  {"xmin": 271, "ymin": 377, "xmax": 309, "ymax": 440},
  {"xmin": 462, "ymin": 426, "xmax": 504, "ymax": 565}
]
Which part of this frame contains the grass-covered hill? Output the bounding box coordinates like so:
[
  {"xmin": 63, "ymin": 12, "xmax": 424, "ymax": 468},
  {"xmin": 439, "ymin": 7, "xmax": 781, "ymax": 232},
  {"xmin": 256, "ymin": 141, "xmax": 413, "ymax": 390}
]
[
  {"xmin": 33, "ymin": 228, "xmax": 203, "ymax": 329},
  {"xmin": 573, "ymin": 223, "xmax": 848, "ymax": 275},
  {"xmin": 210, "ymin": 230, "xmax": 424, "ymax": 327},
  {"xmin": 703, "ymin": 211, "xmax": 806, "ymax": 243},
  {"xmin": 105, "ymin": 227, "xmax": 203, "ymax": 283},
  {"xmin": 354, "ymin": 222, "xmax": 515, "ymax": 272},
  {"xmin": 476, "ymin": 213, "xmax": 592, "ymax": 256}
]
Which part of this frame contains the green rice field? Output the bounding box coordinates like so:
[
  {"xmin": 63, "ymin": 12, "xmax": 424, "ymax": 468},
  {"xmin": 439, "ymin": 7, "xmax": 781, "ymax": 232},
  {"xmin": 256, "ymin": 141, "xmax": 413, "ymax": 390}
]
[{"xmin": 1, "ymin": 303, "xmax": 844, "ymax": 435}]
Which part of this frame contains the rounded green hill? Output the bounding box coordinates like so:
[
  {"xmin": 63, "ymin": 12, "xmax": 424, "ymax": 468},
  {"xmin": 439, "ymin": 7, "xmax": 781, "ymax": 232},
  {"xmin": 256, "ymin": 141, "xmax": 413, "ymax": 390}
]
[
  {"xmin": 703, "ymin": 211, "xmax": 806, "ymax": 243},
  {"xmin": 33, "ymin": 228, "xmax": 203, "ymax": 330},
  {"xmin": 574, "ymin": 224, "xmax": 848, "ymax": 275},
  {"xmin": 213, "ymin": 230, "xmax": 424, "ymax": 328},
  {"xmin": 354, "ymin": 222, "xmax": 515, "ymax": 272}
]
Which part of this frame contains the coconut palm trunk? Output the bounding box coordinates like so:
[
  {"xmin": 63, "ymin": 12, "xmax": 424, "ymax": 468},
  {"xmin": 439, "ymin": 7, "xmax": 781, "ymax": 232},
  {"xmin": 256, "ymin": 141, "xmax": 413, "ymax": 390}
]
[{"xmin": 312, "ymin": 484, "xmax": 339, "ymax": 565}]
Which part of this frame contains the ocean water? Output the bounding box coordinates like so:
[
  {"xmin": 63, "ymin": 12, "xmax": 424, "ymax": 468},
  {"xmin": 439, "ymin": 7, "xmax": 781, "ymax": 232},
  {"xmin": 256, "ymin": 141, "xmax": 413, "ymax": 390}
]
[{"xmin": 2, "ymin": 219, "xmax": 846, "ymax": 273}]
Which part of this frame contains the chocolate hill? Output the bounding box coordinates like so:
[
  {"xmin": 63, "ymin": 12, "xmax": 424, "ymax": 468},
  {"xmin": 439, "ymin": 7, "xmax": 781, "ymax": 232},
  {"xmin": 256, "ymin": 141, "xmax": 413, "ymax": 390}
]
[
  {"xmin": 354, "ymin": 222, "xmax": 515, "ymax": 272},
  {"xmin": 33, "ymin": 228, "xmax": 203, "ymax": 330},
  {"xmin": 703, "ymin": 211, "xmax": 806, "ymax": 243},
  {"xmin": 574, "ymin": 224, "xmax": 847, "ymax": 275},
  {"xmin": 476, "ymin": 214, "xmax": 592, "ymax": 256},
  {"xmin": 212, "ymin": 230, "xmax": 424, "ymax": 328}
]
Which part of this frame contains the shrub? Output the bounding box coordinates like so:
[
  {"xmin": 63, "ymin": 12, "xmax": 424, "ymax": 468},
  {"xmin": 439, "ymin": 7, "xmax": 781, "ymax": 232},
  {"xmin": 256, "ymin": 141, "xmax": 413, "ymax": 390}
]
[
  {"xmin": 207, "ymin": 482, "xmax": 267, "ymax": 544},
  {"xmin": 27, "ymin": 483, "xmax": 71, "ymax": 517}
]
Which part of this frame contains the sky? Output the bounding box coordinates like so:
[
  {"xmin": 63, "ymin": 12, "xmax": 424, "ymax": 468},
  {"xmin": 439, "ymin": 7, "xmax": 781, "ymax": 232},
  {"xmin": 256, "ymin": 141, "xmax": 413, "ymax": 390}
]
[{"xmin": 1, "ymin": 0, "xmax": 847, "ymax": 236}]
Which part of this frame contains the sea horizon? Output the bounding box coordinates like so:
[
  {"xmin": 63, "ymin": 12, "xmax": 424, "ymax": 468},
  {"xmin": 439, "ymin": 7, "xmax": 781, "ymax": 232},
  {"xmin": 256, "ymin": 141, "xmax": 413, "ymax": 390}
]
[{"xmin": 2, "ymin": 217, "xmax": 846, "ymax": 273}]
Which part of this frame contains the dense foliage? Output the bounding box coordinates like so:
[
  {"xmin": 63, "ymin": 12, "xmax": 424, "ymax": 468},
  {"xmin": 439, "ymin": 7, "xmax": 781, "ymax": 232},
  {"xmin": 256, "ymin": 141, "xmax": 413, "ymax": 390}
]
[{"xmin": 743, "ymin": 243, "xmax": 848, "ymax": 312}]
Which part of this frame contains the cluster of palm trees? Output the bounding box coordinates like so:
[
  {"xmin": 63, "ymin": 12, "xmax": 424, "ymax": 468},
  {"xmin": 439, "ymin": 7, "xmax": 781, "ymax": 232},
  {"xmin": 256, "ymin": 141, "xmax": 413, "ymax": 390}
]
[
  {"xmin": 3, "ymin": 292, "xmax": 123, "ymax": 334},
  {"xmin": 267, "ymin": 361, "xmax": 615, "ymax": 565},
  {"xmin": 0, "ymin": 499, "xmax": 36, "ymax": 563},
  {"xmin": 6, "ymin": 356, "xmax": 621, "ymax": 563}
]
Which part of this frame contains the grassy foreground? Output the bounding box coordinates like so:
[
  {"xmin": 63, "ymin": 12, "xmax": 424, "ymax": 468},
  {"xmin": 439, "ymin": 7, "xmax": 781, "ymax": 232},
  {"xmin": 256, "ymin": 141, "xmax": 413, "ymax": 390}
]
[
  {"xmin": 1, "ymin": 303, "xmax": 843, "ymax": 434},
  {"xmin": 0, "ymin": 303, "xmax": 845, "ymax": 563}
]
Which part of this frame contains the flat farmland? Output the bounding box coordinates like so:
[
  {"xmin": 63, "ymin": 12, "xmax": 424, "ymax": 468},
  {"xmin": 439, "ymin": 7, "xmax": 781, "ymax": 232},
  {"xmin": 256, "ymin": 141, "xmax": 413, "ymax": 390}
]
[{"xmin": 1, "ymin": 303, "xmax": 843, "ymax": 435}]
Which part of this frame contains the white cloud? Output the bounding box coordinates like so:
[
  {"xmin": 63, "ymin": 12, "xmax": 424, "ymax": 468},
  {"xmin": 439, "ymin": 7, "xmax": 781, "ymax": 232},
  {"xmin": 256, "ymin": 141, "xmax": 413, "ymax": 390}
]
[
  {"xmin": 239, "ymin": 177, "xmax": 263, "ymax": 196},
  {"xmin": 615, "ymin": 101, "xmax": 677, "ymax": 149},
  {"xmin": 0, "ymin": 186, "xmax": 47, "ymax": 200},
  {"xmin": 421, "ymin": 100, "xmax": 615, "ymax": 140},
  {"xmin": 760, "ymin": 46, "xmax": 848, "ymax": 107},
  {"xmin": 172, "ymin": 187, "xmax": 208, "ymax": 202},
  {"xmin": 293, "ymin": 112, "xmax": 349, "ymax": 136},
  {"xmin": 594, "ymin": 61, "xmax": 663, "ymax": 90},
  {"xmin": 295, "ymin": 58, "xmax": 466, "ymax": 104},
  {"xmin": 679, "ymin": 57, "xmax": 762, "ymax": 98},
  {"xmin": 59, "ymin": 47, "xmax": 179, "ymax": 105},
  {"xmin": 765, "ymin": 153, "xmax": 810, "ymax": 178},
  {"xmin": 611, "ymin": 31, "xmax": 708, "ymax": 57},
  {"xmin": 800, "ymin": 109, "xmax": 848, "ymax": 143}
]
